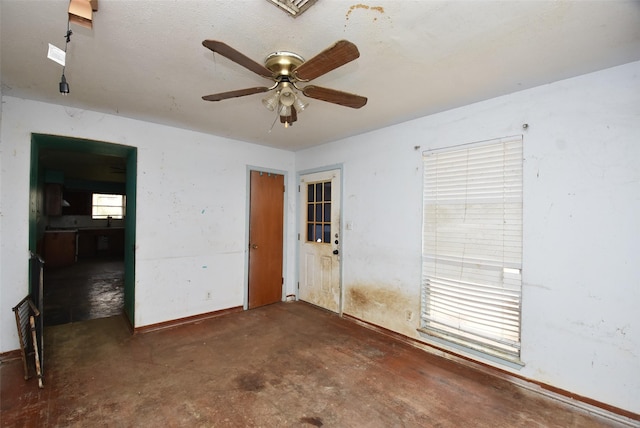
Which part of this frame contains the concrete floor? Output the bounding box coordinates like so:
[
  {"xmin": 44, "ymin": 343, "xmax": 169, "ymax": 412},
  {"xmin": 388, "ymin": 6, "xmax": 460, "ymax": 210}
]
[{"xmin": 1, "ymin": 300, "xmax": 627, "ymax": 427}]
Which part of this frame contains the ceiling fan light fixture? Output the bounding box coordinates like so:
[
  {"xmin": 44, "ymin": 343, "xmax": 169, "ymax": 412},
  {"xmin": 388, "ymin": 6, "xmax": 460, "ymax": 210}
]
[
  {"xmin": 201, "ymin": 39, "xmax": 367, "ymax": 130},
  {"xmin": 262, "ymin": 91, "xmax": 280, "ymax": 111},
  {"xmin": 293, "ymin": 96, "xmax": 308, "ymax": 112},
  {"xmin": 279, "ymin": 105, "xmax": 292, "ymax": 117},
  {"xmin": 279, "ymin": 86, "xmax": 296, "ymax": 107}
]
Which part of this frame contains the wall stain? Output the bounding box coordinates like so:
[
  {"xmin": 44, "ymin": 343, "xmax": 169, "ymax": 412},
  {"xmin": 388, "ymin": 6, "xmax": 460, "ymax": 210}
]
[
  {"xmin": 348, "ymin": 287, "xmax": 369, "ymax": 307},
  {"xmin": 345, "ymin": 283, "xmax": 420, "ymax": 337}
]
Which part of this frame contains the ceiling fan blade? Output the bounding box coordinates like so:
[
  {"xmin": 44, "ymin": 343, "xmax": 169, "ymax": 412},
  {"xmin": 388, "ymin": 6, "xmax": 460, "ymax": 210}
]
[
  {"xmin": 294, "ymin": 40, "xmax": 360, "ymax": 81},
  {"xmin": 202, "ymin": 87, "xmax": 270, "ymax": 101},
  {"xmin": 302, "ymin": 85, "xmax": 367, "ymax": 109},
  {"xmin": 202, "ymin": 40, "xmax": 273, "ymax": 79}
]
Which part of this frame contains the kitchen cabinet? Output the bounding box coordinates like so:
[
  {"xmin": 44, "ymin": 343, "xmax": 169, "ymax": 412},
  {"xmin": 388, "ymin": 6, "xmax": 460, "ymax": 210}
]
[
  {"xmin": 45, "ymin": 183, "xmax": 63, "ymax": 216},
  {"xmin": 77, "ymin": 228, "xmax": 125, "ymax": 258},
  {"xmin": 62, "ymin": 190, "xmax": 92, "ymax": 215},
  {"xmin": 43, "ymin": 230, "xmax": 77, "ymax": 268}
]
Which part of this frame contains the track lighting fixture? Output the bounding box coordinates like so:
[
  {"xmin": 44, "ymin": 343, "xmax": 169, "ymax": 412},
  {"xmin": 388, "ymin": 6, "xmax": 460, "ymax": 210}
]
[
  {"xmin": 50, "ymin": 1, "xmax": 97, "ymax": 95},
  {"xmin": 59, "ymin": 74, "xmax": 70, "ymax": 94},
  {"xmin": 58, "ymin": 26, "xmax": 72, "ymax": 95}
]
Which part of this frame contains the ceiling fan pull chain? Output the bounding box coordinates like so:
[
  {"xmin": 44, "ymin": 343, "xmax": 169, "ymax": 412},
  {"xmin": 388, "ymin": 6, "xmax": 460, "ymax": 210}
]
[{"xmin": 268, "ymin": 107, "xmax": 280, "ymax": 133}]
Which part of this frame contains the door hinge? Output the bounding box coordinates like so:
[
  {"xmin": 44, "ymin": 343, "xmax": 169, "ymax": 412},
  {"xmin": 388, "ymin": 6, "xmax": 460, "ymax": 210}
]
[
  {"xmin": 282, "ymin": 277, "xmax": 284, "ymax": 285},
  {"xmin": 297, "ymin": 233, "xmax": 300, "ymax": 240},
  {"xmin": 283, "ymin": 185, "xmax": 285, "ymax": 193},
  {"xmin": 298, "ymin": 185, "xmax": 300, "ymax": 192},
  {"xmin": 297, "ymin": 281, "xmax": 300, "ymax": 289}
]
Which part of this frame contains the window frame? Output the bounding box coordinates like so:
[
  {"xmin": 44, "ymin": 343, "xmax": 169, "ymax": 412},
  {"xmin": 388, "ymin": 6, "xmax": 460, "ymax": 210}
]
[{"xmin": 91, "ymin": 193, "xmax": 125, "ymax": 220}]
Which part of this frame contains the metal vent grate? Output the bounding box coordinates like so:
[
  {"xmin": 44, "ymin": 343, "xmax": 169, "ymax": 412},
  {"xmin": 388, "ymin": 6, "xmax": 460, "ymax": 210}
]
[{"xmin": 265, "ymin": 0, "xmax": 318, "ymax": 17}]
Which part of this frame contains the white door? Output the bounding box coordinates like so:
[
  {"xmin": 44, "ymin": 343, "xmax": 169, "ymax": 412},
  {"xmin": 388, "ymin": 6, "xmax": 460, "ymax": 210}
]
[{"xmin": 298, "ymin": 169, "xmax": 341, "ymax": 313}]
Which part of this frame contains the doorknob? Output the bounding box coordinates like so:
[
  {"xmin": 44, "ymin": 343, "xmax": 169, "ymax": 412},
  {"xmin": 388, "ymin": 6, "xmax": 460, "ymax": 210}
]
[
  {"xmin": 333, "ymin": 249, "xmax": 339, "ymax": 255},
  {"xmin": 252, "ymin": 244, "xmax": 258, "ymax": 249}
]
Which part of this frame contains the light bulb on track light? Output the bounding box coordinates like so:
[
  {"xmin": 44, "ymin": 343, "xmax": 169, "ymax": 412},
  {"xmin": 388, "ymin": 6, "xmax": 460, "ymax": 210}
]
[{"xmin": 59, "ymin": 73, "xmax": 70, "ymax": 94}]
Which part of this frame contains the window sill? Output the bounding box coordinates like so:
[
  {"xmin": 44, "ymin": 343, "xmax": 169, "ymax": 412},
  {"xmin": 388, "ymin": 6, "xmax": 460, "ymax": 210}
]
[{"xmin": 417, "ymin": 328, "xmax": 525, "ymax": 370}]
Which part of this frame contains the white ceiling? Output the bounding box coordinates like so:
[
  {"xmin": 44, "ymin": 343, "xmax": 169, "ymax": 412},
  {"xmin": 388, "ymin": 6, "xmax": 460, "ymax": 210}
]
[{"xmin": 2, "ymin": 0, "xmax": 640, "ymax": 151}]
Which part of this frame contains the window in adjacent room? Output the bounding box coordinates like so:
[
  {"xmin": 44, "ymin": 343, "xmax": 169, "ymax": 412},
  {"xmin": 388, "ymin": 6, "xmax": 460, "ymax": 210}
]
[
  {"xmin": 92, "ymin": 193, "xmax": 125, "ymax": 219},
  {"xmin": 420, "ymin": 135, "xmax": 523, "ymax": 364}
]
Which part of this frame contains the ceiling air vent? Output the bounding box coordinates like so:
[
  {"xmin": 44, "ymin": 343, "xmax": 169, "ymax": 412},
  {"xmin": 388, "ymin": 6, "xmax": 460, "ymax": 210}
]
[{"xmin": 266, "ymin": 0, "xmax": 318, "ymax": 17}]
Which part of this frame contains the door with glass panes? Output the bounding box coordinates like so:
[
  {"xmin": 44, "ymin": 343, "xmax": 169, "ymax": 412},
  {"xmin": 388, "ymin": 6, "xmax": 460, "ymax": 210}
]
[{"xmin": 298, "ymin": 169, "xmax": 341, "ymax": 313}]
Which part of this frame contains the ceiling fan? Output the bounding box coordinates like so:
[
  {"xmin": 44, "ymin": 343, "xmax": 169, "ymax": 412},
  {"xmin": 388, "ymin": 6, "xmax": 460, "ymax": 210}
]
[{"xmin": 201, "ymin": 39, "xmax": 367, "ymax": 128}]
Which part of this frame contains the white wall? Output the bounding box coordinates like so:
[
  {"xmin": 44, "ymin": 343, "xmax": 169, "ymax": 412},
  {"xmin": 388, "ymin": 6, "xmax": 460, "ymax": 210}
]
[
  {"xmin": 2, "ymin": 61, "xmax": 638, "ymax": 415},
  {"xmin": 0, "ymin": 97, "xmax": 297, "ymax": 350},
  {"xmin": 295, "ymin": 61, "xmax": 640, "ymax": 414}
]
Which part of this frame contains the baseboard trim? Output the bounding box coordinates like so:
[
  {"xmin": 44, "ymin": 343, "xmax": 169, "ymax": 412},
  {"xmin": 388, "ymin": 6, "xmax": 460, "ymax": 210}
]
[
  {"xmin": 342, "ymin": 313, "xmax": 639, "ymax": 426},
  {"xmin": 134, "ymin": 306, "xmax": 244, "ymax": 334},
  {"xmin": 0, "ymin": 349, "xmax": 23, "ymax": 363}
]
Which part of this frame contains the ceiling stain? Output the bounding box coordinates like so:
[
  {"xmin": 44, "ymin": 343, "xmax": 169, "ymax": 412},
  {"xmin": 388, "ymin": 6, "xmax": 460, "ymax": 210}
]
[{"xmin": 345, "ymin": 4, "xmax": 386, "ymax": 22}]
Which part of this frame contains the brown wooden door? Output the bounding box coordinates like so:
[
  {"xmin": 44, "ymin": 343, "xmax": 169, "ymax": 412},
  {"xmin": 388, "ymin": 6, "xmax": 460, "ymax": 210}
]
[{"xmin": 248, "ymin": 171, "xmax": 284, "ymax": 308}]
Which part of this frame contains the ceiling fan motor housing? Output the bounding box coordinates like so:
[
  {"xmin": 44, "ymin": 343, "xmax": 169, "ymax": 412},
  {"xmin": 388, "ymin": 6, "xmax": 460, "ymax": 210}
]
[{"xmin": 264, "ymin": 52, "xmax": 305, "ymax": 79}]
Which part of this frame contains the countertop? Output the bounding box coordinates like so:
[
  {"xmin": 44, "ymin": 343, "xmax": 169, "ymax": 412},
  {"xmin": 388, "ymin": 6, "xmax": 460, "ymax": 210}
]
[{"xmin": 46, "ymin": 227, "xmax": 124, "ymax": 232}]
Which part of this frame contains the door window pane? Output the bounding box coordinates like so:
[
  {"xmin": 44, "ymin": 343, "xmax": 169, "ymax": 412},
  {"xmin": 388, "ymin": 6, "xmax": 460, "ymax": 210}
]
[
  {"xmin": 306, "ymin": 180, "xmax": 332, "ymax": 243},
  {"xmin": 307, "ymin": 184, "xmax": 314, "ymax": 203},
  {"xmin": 323, "ymin": 224, "xmax": 331, "ymax": 244},
  {"xmin": 323, "ymin": 182, "xmax": 331, "ymax": 201}
]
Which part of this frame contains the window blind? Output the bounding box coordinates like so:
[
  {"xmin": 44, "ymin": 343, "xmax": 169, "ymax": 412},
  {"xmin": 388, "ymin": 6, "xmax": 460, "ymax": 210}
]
[{"xmin": 421, "ymin": 136, "xmax": 523, "ymax": 362}]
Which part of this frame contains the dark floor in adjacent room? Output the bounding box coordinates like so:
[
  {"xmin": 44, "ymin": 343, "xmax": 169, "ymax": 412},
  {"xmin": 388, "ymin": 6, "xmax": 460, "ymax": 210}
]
[
  {"xmin": 1, "ymin": 300, "xmax": 629, "ymax": 428},
  {"xmin": 42, "ymin": 257, "xmax": 124, "ymax": 327}
]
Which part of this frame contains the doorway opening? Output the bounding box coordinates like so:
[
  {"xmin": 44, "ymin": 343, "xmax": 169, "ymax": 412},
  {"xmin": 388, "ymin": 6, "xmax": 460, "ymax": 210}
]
[{"xmin": 29, "ymin": 134, "xmax": 137, "ymax": 328}]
